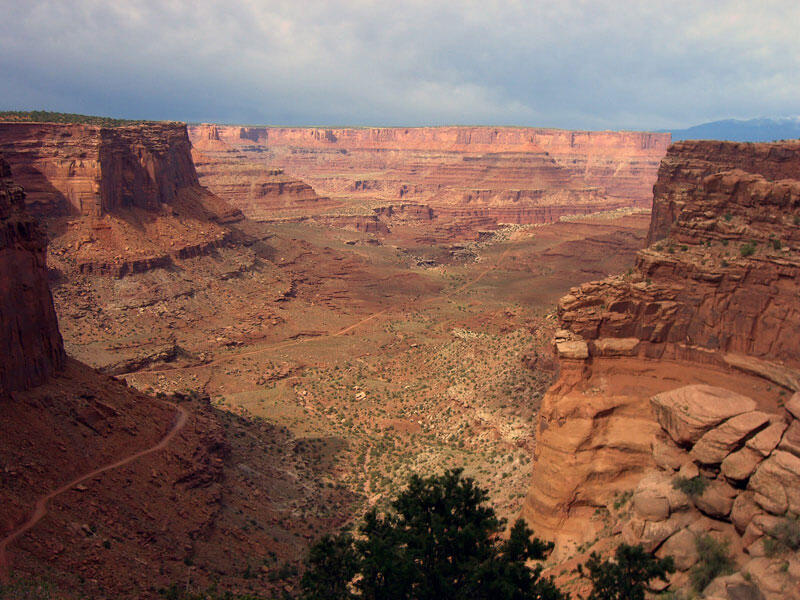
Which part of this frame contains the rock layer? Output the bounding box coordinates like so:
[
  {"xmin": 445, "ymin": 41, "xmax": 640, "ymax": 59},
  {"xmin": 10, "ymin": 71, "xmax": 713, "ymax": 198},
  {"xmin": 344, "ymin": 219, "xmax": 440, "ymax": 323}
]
[
  {"xmin": 188, "ymin": 125, "xmax": 670, "ymax": 234},
  {"xmin": 0, "ymin": 156, "xmax": 64, "ymax": 393},
  {"xmin": 0, "ymin": 121, "xmax": 244, "ymax": 279},
  {"xmin": 523, "ymin": 139, "xmax": 800, "ymax": 556},
  {"xmin": 0, "ymin": 122, "xmax": 224, "ymax": 219}
]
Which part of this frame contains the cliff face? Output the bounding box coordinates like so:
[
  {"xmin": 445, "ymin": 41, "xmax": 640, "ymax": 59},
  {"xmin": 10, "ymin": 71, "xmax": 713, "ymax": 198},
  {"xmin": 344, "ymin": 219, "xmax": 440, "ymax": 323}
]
[
  {"xmin": 0, "ymin": 157, "xmax": 64, "ymax": 393},
  {"xmin": 0, "ymin": 122, "xmax": 243, "ymax": 278},
  {"xmin": 0, "ymin": 122, "xmax": 226, "ymax": 219},
  {"xmin": 522, "ymin": 140, "xmax": 800, "ymax": 556},
  {"xmin": 188, "ymin": 125, "xmax": 670, "ymax": 233},
  {"xmin": 648, "ymin": 140, "xmax": 800, "ymax": 244}
]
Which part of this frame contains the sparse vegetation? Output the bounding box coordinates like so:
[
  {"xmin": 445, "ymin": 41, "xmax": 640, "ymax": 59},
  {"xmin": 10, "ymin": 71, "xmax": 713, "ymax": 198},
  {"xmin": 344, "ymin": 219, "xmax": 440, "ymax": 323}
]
[
  {"xmin": 739, "ymin": 242, "xmax": 757, "ymax": 257},
  {"xmin": 0, "ymin": 577, "xmax": 58, "ymax": 600},
  {"xmin": 690, "ymin": 535, "xmax": 735, "ymax": 592},
  {"xmin": 764, "ymin": 515, "xmax": 800, "ymax": 557},
  {"xmin": 0, "ymin": 110, "xmax": 145, "ymax": 126},
  {"xmin": 672, "ymin": 475, "xmax": 708, "ymax": 498}
]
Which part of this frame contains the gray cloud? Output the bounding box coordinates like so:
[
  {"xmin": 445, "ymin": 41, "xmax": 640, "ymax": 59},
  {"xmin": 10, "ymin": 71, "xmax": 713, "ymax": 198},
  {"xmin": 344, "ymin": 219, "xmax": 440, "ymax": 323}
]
[{"xmin": 0, "ymin": 0, "xmax": 798, "ymax": 129}]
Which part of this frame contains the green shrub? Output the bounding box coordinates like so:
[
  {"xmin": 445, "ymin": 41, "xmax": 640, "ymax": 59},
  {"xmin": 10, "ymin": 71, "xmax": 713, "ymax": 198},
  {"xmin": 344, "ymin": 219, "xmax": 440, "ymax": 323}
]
[
  {"xmin": 723, "ymin": 213, "xmax": 733, "ymax": 221},
  {"xmin": 764, "ymin": 515, "xmax": 800, "ymax": 557},
  {"xmin": 771, "ymin": 237, "xmax": 782, "ymax": 250},
  {"xmin": 740, "ymin": 242, "xmax": 757, "ymax": 257},
  {"xmin": 690, "ymin": 535, "xmax": 735, "ymax": 592},
  {"xmin": 672, "ymin": 475, "xmax": 708, "ymax": 498}
]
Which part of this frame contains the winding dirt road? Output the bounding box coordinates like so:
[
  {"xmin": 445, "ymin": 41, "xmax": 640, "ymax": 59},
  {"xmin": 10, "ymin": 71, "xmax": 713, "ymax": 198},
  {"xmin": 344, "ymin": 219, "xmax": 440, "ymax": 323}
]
[{"xmin": 0, "ymin": 403, "xmax": 188, "ymax": 581}]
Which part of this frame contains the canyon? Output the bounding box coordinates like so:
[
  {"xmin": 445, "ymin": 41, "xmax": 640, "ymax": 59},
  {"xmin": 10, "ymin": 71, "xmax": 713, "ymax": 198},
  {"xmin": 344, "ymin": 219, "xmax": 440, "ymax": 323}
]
[
  {"xmin": 2, "ymin": 114, "xmax": 799, "ymax": 599},
  {"xmin": 189, "ymin": 124, "xmax": 670, "ymax": 244}
]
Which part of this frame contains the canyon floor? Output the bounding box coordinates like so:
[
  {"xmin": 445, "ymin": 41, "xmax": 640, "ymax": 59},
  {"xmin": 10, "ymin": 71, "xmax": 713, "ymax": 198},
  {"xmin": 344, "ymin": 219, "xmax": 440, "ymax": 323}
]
[{"xmin": 52, "ymin": 210, "xmax": 649, "ymax": 528}]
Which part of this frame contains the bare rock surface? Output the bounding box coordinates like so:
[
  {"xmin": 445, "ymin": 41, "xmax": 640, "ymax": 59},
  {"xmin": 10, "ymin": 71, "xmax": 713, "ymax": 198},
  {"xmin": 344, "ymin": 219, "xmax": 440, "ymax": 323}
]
[{"xmin": 651, "ymin": 385, "xmax": 757, "ymax": 446}]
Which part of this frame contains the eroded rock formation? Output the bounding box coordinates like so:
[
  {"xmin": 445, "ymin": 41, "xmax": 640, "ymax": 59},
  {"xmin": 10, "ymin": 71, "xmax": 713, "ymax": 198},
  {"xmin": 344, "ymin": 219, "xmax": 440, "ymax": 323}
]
[
  {"xmin": 0, "ymin": 157, "xmax": 63, "ymax": 393},
  {"xmin": 0, "ymin": 122, "xmax": 227, "ymax": 218},
  {"xmin": 522, "ymin": 140, "xmax": 800, "ymax": 595},
  {"xmin": 188, "ymin": 125, "xmax": 670, "ymax": 236},
  {"xmin": 0, "ymin": 121, "xmax": 244, "ymax": 278}
]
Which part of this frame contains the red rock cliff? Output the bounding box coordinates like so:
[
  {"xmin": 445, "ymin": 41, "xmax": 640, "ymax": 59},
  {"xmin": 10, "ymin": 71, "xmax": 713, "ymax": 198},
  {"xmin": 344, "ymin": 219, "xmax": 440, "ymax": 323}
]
[
  {"xmin": 0, "ymin": 122, "xmax": 206, "ymax": 218},
  {"xmin": 0, "ymin": 157, "xmax": 64, "ymax": 393},
  {"xmin": 188, "ymin": 125, "xmax": 670, "ymax": 228},
  {"xmin": 522, "ymin": 140, "xmax": 800, "ymax": 551}
]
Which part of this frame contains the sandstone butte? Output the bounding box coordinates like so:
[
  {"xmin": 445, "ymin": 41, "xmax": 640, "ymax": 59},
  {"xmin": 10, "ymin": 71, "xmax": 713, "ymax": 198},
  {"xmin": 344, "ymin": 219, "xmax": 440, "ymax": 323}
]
[
  {"xmin": 188, "ymin": 124, "xmax": 671, "ymax": 237},
  {"xmin": 0, "ymin": 122, "xmax": 243, "ymax": 276},
  {"xmin": 523, "ymin": 139, "xmax": 800, "ymax": 598}
]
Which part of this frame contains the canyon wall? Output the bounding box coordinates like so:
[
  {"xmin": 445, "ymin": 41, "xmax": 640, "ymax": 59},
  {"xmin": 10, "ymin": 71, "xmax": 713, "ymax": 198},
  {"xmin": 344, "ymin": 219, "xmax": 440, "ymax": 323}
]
[
  {"xmin": 522, "ymin": 140, "xmax": 800, "ymax": 558},
  {"xmin": 0, "ymin": 157, "xmax": 64, "ymax": 393},
  {"xmin": 0, "ymin": 121, "xmax": 243, "ymax": 278},
  {"xmin": 188, "ymin": 125, "xmax": 670, "ymax": 233},
  {"xmin": 0, "ymin": 122, "xmax": 217, "ymax": 219}
]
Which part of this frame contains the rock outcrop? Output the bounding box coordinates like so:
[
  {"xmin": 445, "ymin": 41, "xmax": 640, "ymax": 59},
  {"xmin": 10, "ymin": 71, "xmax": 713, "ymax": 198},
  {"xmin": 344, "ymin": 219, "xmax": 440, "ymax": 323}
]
[
  {"xmin": 0, "ymin": 121, "xmax": 244, "ymax": 278},
  {"xmin": 522, "ymin": 139, "xmax": 800, "ymax": 585},
  {"xmin": 615, "ymin": 387, "xmax": 800, "ymax": 599},
  {"xmin": 0, "ymin": 157, "xmax": 64, "ymax": 393},
  {"xmin": 0, "ymin": 122, "xmax": 234, "ymax": 219}
]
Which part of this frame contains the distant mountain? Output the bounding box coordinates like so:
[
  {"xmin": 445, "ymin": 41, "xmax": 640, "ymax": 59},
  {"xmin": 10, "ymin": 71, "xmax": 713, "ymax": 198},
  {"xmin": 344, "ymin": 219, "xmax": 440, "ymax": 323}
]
[{"xmin": 664, "ymin": 117, "xmax": 800, "ymax": 142}]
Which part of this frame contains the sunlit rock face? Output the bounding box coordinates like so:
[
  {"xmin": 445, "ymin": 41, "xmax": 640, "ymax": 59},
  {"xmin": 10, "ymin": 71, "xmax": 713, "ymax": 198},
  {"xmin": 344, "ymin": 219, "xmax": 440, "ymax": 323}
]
[{"xmin": 522, "ymin": 139, "xmax": 800, "ymax": 556}]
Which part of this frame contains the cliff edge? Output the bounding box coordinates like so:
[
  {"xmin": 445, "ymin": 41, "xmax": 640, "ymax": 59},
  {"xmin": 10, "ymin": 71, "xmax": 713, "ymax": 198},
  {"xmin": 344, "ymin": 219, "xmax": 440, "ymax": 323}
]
[{"xmin": 522, "ymin": 140, "xmax": 800, "ymax": 596}]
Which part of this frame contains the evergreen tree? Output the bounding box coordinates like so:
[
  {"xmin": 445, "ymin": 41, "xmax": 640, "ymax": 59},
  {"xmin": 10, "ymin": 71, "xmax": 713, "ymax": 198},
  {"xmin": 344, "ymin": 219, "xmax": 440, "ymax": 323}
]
[
  {"xmin": 579, "ymin": 543, "xmax": 675, "ymax": 600},
  {"xmin": 300, "ymin": 469, "xmax": 565, "ymax": 600}
]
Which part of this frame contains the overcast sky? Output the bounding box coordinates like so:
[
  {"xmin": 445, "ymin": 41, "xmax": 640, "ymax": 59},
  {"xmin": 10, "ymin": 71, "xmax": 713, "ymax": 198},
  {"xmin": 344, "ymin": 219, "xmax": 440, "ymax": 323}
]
[{"xmin": 0, "ymin": 1, "xmax": 798, "ymax": 130}]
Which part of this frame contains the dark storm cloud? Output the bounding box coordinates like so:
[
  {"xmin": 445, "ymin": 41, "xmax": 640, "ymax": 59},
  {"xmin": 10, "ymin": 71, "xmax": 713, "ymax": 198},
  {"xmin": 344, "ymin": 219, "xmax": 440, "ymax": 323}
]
[{"xmin": 1, "ymin": 0, "xmax": 798, "ymax": 129}]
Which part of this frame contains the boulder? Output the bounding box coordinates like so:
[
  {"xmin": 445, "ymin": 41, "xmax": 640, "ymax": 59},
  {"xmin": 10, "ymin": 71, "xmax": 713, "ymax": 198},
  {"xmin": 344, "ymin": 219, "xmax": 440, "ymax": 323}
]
[
  {"xmin": 746, "ymin": 421, "xmax": 788, "ymax": 456},
  {"xmin": 555, "ymin": 340, "xmax": 589, "ymax": 360},
  {"xmin": 678, "ymin": 461, "xmax": 700, "ymax": 480},
  {"xmin": 743, "ymin": 557, "xmax": 800, "ymax": 600},
  {"xmin": 650, "ymin": 385, "xmax": 757, "ymax": 446},
  {"xmin": 749, "ymin": 451, "xmax": 800, "ymax": 515},
  {"xmin": 691, "ymin": 411, "xmax": 771, "ymax": 465},
  {"xmin": 777, "ymin": 420, "xmax": 800, "ymax": 459},
  {"xmin": 694, "ymin": 479, "xmax": 737, "ymax": 519},
  {"xmin": 632, "ymin": 471, "xmax": 690, "ymax": 521},
  {"xmin": 632, "ymin": 488, "xmax": 670, "ymax": 522},
  {"xmin": 785, "ymin": 393, "xmax": 800, "ymax": 420},
  {"xmin": 730, "ymin": 492, "xmax": 762, "ymax": 535},
  {"xmin": 652, "ymin": 435, "xmax": 688, "ymax": 471},
  {"xmin": 721, "ymin": 446, "xmax": 765, "ymax": 482},
  {"xmin": 703, "ymin": 572, "xmax": 766, "ymax": 600},
  {"xmin": 658, "ymin": 527, "xmax": 699, "ymax": 571},
  {"xmin": 622, "ymin": 512, "xmax": 694, "ymax": 553}
]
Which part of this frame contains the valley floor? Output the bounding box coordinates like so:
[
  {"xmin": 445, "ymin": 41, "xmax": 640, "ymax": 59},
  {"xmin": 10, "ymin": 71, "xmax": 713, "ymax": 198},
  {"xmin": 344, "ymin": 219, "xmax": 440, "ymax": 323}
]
[{"xmin": 74, "ymin": 213, "xmax": 649, "ymax": 524}]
